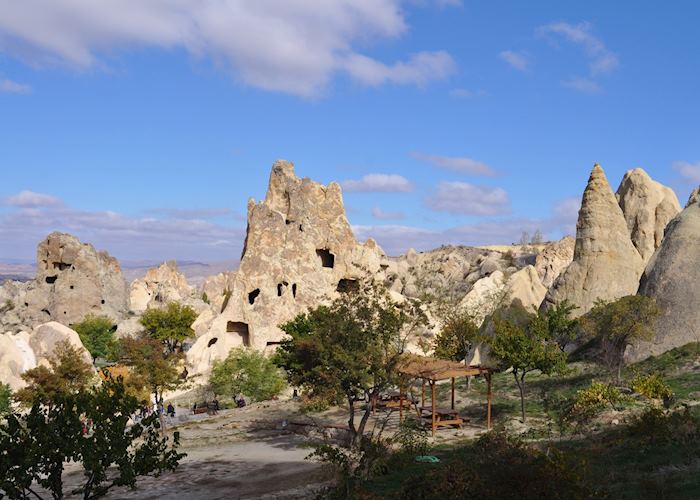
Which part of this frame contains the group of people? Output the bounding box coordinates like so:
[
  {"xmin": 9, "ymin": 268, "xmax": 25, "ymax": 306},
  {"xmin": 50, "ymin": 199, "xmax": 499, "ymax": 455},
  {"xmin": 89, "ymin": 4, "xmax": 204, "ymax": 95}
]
[{"xmin": 133, "ymin": 400, "xmax": 177, "ymax": 421}]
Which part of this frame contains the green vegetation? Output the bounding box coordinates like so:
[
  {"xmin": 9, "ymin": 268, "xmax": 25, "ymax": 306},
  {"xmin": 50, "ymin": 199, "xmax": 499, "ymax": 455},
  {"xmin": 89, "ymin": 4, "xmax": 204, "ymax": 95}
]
[
  {"xmin": 631, "ymin": 372, "xmax": 674, "ymax": 402},
  {"xmin": 0, "ymin": 383, "xmax": 11, "ymax": 415},
  {"xmin": 201, "ymin": 292, "xmax": 209, "ymax": 304},
  {"xmin": 209, "ymin": 348, "xmax": 285, "ymax": 402},
  {"xmin": 15, "ymin": 341, "xmax": 94, "ymax": 406},
  {"xmin": 581, "ymin": 295, "xmax": 661, "ymax": 380},
  {"xmin": 276, "ymin": 282, "xmax": 425, "ymax": 446},
  {"xmin": 0, "ymin": 376, "xmax": 184, "ymax": 499},
  {"xmin": 73, "ymin": 314, "xmax": 117, "ymax": 361},
  {"xmin": 487, "ymin": 310, "xmax": 569, "ymax": 422},
  {"xmin": 139, "ymin": 302, "xmax": 197, "ymax": 353},
  {"xmin": 121, "ymin": 336, "xmax": 183, "ymax": 406},
  {"xmin": 432, "ymin": 308, "xmax": 478, "ymax": 363}
]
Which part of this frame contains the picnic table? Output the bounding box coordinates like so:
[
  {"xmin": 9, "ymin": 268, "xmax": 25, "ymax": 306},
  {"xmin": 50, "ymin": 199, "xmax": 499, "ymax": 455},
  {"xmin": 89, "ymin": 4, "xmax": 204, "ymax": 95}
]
[
  {"xmin": 372, "ymin": 392, "xmax": 415, "ymax": 413},
  {"xmin": 418, "ymin": 406, "xmax": 464, "ymax": 430}
]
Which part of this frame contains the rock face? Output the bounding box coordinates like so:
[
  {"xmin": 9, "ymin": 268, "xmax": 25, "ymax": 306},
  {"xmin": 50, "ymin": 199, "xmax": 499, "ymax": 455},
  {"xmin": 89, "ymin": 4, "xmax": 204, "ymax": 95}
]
[
  {"xmin": 505, "ymin": 266, "xmax": 548, "ymax": 312},
  {"xmin": 1, "ymin": 233, "xmax": 129, "ymax": 331},
  {"xmin": 616, "ymin": 168, "xmax": 681, "ymax": 262},
  {"xmin": 0, "ymin": 331, "xmax": 36, "ymax": 391},
  {"xmin": 30, "ymin": 321, "xmax": 93, "ymax": 367},
  {"xmin": 129, "ymin": 261, "xmax": 194, "ymax": 313},
  {"xmin": 633, "ymin": 190, "xmax": 700, "ymax": 360},
  {"xmin": 187, "ymin": 161, "xmax": 385, "ymax": 376},
  {"xmin": 535, "ymin": 236, "xmax": 575, "ymax": 289},
  {"xmin": 544, "ymin": 165, "xmax": 645, "ymax": 317}
]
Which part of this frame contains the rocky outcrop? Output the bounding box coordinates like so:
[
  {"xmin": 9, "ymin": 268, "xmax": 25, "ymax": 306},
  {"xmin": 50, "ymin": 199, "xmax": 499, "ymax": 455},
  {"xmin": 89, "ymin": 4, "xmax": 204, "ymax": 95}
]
[
  {"xmin": 30, "ymin": 321, "xmax": 93, "ymax": 367},
  {"xmin": 616, "ymin": 168, "xmax": 681, "ymax": 262},
  {"xmin": 505, "ymin": 266, "xmax": 548, "ymax": 312},
  {"xmin": 534, "ymin": 236, "xmax": 575, "ymax": 289},
  {"xmin": 0, "ymin": 331, "xmax": 35, "ymax": 391},
  {"xmin": 129, "ymin": 261, "xmax": 194, "ymax": 313},
  {"xmin": 633, "ymin": 189, "xmax": 700, "ymax": 360},
  {"xmin": 1, "ymin": 233, "xmax": 129, "ymax": 331},
  {"xmin": 544, "ymin": 165, "xmax": 645, "ymax": 317},
  {"xmin": 187, "ymin": 161, "xmax": 386, "ymax": 377}
]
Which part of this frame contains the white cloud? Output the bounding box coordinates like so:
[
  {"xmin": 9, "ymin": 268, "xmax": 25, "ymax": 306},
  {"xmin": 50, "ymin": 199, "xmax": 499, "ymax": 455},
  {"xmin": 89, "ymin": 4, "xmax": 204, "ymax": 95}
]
[
  {"xmin": 3, "ymin": 190, "xmax": 62, "ymax": 207},
  {"xmin": 425, "ymin": 181, "xmax": 510, "ymax": 215},
  {"xmin": 412, "ymin": 152, "xmax": 497, "ymax": 176},
  {"xmin": 673, "ymin": 161, "xmax": 700, "ymax": 184},
  {"xmin": 0, "ymin": 0, "xmax": 455, "ymax": 97},
  {"xmin": 0, "ymin": 193, "xmax": 245, "ymax": 261},
  {"xmin": 371, "ymin": 206, "xmax": 405, "ymax": 220},
  {"xmin": 539, "ymin": 22, "xmax": 618, "ymax": 76},
  {"xmin": 143, "ymin": 207, "xmax": 233, "ymax": 219},
  {"xmin": 499, "ymin": 50, "xmax": 529, "ymax": 71},
  {"xmin": 0, "ymin": 78, "xmax": 31, "ymax": 94},
  {"xmin": 562, "ymin": 77, "xmax": 602, "ymax": 94},
  {"xmin": 341, "ymin": 174, "xmax": 414, "ymax": 193}
]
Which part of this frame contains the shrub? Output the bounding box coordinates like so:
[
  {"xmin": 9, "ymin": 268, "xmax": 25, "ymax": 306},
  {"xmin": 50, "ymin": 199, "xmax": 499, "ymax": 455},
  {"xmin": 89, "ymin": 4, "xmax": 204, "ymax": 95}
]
[
  {"xmin": 210, "ymin": 348, "xmax": 285, "ymax": 402},
  {"xmin": 631, "ymin": 372, "xmax": 674, "ymax": 402},
  {"xmin": 392, "ymin": 418, "xmax": 429, "ymax": 458},
  {"xmin": 0, "ymin": 383, "xmax": 11, "ymax": 415},
  {"xmin": 72, "ymin": 314, "xmax": 116, "ymax": 361},
  {"xmin": 399, "ymin": 430, "xmax": 599, "ymax": 499},
  {"xmin": 564, "ymin": 381, "xmax": 627, "ymax": 428},
  {"xmin": 628, "ymin": 407, "xmax": 700, "ymax": 445}
]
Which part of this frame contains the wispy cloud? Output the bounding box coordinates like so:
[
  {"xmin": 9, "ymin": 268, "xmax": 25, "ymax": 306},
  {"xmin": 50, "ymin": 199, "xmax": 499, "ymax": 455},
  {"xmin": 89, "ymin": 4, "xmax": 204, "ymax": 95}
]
[
  {"xmin": 0, "ymin": 78, "xmax": 31, "ymax": 94},
  {"xmin": 0, "ymin": 1, "xmax": 454, "ymax": 97},
  {"xmin": 143, "ymin": 207, "xmax": 233, "ymax": 220},
  {"xmin": 673, "ymin": 161, "xmax": 700, "ymax": 184},
  {"xmin": 3, "ymin": 191, "xmax": 62, "ymax": 207},
  {"xmin": 371, "ymin": 206, "xmax": 405, "ymax": 220},
  {"xmin": 412, "ymin": 152, "xmax": 497, "ymax": 176},
  {"xmin": 499, "ymin": 50, "xmax": 529, "ymax": 71},
  {"xmin": 562, "ymin": 77, "xmax": 601, "ymax": 94},
  {"xmin": 425, "ymin": 182, "xmax": 510, "ymax": 215},
  {"xmin": 341, "ymin": 174, "xmax": 414, "ymax": 193}
]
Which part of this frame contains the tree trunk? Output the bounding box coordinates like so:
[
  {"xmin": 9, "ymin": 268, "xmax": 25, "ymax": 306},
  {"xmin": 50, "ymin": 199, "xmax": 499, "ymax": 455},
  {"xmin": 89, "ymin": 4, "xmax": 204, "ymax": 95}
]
[
  {"xmin": 347, "ymin": 395, "xmax": 356, "ymax": 441},
  {"xmin": 513, "ymin": 371, "xmax": 526, "ymax": 422},
  {"xmin": 354, "ymin": 391, "xmax": 375, "ymax": 447}
]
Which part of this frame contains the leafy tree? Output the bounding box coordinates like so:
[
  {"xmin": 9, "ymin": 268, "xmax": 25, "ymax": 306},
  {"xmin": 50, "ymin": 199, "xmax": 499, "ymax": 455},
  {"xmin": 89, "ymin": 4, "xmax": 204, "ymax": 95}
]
[
  {"xmin": 581, "ymin": 295, "xmax": 661, "ymax": 381},
  {"xmin": 275, "ymin": 282, "xmax": 425, "ymax": 446},
  {"xmin": 139, "ymin": 302, "xmax": 197, "ymax": 353},
  {"xmin": 0, "ymin": 383, "xmax": 11, "ymax": 415},
  {"xmin": 209, "ymin": 348, "xmax": 285, "ymax": 402},
  {"xmin": 0, "ymin": 376, "xmax": 184, "ymax": 499},
  {"xmin": 73, "ymin": 314, "xmax": 117, "ymax": 361},
  {"xmin": 14, "ymin": 341, "xmax": 94, "ymax": 406},
  {"xmin": 433, "ymin": 309, "xmax": 478, "ymax": 363},
  {"xmin": 488, "ymin": 313, "xmax": 568, "ymax": 422},
  {"xmin": 120, "ymin": 336, "xmax": 182, "ymax": 407}
]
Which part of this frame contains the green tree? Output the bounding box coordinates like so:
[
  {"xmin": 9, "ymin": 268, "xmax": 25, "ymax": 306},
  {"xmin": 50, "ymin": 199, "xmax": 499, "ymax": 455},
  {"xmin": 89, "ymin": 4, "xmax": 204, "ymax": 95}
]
[
  {"xmin": 488, "ymin": 313, "xmax": 568, "ymax": 422},
  {"xmin": 0, "ymin": 376, "xmax": 184, "ymax": 499},
  {"xmin": 120, "ymin": 336, "xmax": 182, "ymax": 407},
  {"xmin": 15, "ymin": 341, "xmax": 94, "ymax": 406},
  {"xmin": 275, "ymin": 282, "xmax": 425, "ymax": 446},
  {"xmin": 581, "ymin": 295, "xmax": 661, "ymax": 381},
  {"xmin": 139, "ymin": 302, "xmax": 197, "ymax": 353},
  {"xmin": 209, "ymin": 348, "xmax": 285, "ymax": 402},
  {"xmin": 433, "ymin": 309, "xmax": 478, "ymax": 363},
  {"xmin": 73, "ymin": 314, "xmax": 117, "ymax": 361},
  {"xmin": 0, "ymin": 383, "xmax": 11, "ymax": 415}
]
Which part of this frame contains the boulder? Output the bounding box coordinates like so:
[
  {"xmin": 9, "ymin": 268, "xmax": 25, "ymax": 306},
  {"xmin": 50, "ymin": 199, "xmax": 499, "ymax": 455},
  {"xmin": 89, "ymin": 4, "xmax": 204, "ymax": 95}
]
[
  {"xmin": 616, "ymin": 168, "xmax": 681, "ymax": 262},
  {"xmin": 543, "ymin": 165, "xmax": 645, "ymax": 317},
  {"xmin": 0, "ymin": 331, "xmax": 36, "ymax": 391},
  {"xmin": 633, "ymin": 189, "xmax": 700, "ymax": 360},
  {"xmin": 534, "ymin": 236, "xmax": 575, "ymax": 289},
  {"xmin": 505, "ymin": 266, "xmax": 547, "ymax": 312},
  {"xmin": 458, "ymin": 271, "xmax": 507, "ymax": 326},
  {"xmin": 30, "ymin": 321, "xmax": 93, "ymax": 367}
]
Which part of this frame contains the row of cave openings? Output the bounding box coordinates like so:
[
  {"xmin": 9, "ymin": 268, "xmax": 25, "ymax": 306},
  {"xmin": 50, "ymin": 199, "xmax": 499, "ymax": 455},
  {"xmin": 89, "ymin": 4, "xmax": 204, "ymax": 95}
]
[
  {"xmin": 43, "ymin": 259, "xmax": 75, "ymax": 285},
  {"xmin": 208, "ymin": 322, "xmax": 284, "ymax": 350}
]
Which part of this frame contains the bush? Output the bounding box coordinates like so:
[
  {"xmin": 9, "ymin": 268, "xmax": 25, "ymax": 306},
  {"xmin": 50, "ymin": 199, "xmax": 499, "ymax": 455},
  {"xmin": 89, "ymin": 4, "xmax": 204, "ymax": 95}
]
[
  {"xmin": 631, "ymin": 372, "xmax": 674, "ymax": 402},
  {"xmin": 628, "ymin": 406, "xmax": 700, "ymax": 445},
  {"xmin": 399, "ymin": 430, "xmax": 599, "ymax": 499},
  {"xmin": 0, "ymin": 383, "xmax": 11, "ymax": 415},
  {"xmin": 392, "ymin": 418, "xmax": 429, "ymax": 458},
  {"xmin": 566, "ymin": 381, "xmax": 627, "ymax": 426},
  {"xmin": 72, "ymin": 314, "xmax": 116, "ymax": 361},
  {"xmin": 209, "ymin": 348, "xmax": 285, "ymax": 402}
]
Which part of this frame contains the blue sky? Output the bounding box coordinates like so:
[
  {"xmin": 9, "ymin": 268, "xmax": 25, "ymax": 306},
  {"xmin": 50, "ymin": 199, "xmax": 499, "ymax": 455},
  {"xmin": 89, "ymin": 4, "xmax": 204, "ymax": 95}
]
[{"xmin": 1, "ymin": 0, "xmax": 699, "ymax": 263}]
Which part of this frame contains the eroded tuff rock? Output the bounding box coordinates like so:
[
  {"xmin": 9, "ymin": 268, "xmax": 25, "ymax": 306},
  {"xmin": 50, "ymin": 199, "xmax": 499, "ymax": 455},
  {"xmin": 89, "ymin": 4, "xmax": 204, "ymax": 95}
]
[
  {"xmin": 632, "ymin": 189, "xmax": 700, "ymax": 360},
  {"xmin": 616, "ymin": 168, "xmax": 681, "ymax": 262},
  {"xmin": 187, "ymin": 161, "xmax": 386, "ymax": 377},
  {"xmin": 544, "ymin": 165, "xmax": 645, "ymax": 317},
  {"xmin": 534, "ymin": 236, "xmax": 575, "ymax": 289},
  {"xmin": 129, "ymin": 260, "xmax": 196, "ymax": 313},
  {"xmin": 0, "ymin": 233, "xmax": 129, "ymax": 331}
]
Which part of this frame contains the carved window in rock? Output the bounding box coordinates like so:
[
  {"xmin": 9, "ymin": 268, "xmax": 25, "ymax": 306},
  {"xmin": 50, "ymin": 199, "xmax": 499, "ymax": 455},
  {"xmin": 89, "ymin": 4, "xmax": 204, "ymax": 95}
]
[
  {"xmin": 207, "ymin": 337, "xmax": 218, "ymax": 348},
  {"xmin": 316, "ymin": 248, "xmax": 335, "ymax": 268},
  {"xmin": 277, "ymin": 281, "xmax": 289, "ymax": 297},
  {"xmin": 292, "ymin": 284, "xmax": 297, "ymax": 298},
  {"xmin": 337, "ymin": 278, "xmax": 359, "ymax": 293},
  {"xmin": 248, "ymin": 288, "xmax": 260, "ymax": 305},
  {"xmin": 226, "ymin": 321, "xmax": 250, "ymax": 347},
  {"xmin": 45, "ymin": 275, "xmax": 58, "ymax": 284}
]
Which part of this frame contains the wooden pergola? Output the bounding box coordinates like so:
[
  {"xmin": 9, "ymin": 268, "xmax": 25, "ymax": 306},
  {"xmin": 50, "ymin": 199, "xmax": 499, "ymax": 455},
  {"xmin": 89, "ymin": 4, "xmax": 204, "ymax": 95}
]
[{"xmin": 396, "ymin": 354, "xmax": 494, "ymax": 436}]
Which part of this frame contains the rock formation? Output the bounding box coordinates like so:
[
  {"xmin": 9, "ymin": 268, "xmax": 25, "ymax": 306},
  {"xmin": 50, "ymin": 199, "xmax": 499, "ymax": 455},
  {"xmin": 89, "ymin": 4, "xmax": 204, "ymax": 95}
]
[
  {"xmin": 543, "ymin": 165, "xmax": 645, "ymax": 317},
  {"xmin": 30, "ymin": 321, "xmax": 93, "ymax": 367},
  {"xmin": 187, "ymin": 161, "xmax": 386, "ymax": 376},
  {"xmin": 616, "ymin": 168, "xmax": 681, "ymax": 262},
  {"xmin": 534, "ymin": 236, "xmax": 575, "ymax": 289},
  {"xmin": 129, "ymin": 260, "xmax": 195, "ymax": 313},
  {"xmin": 632, "ymin": 189, "xmax": 700, "ymax": 360},
  {"xmin": 0, "ymin": 233, "xmax": 129, "ymax": 331}
]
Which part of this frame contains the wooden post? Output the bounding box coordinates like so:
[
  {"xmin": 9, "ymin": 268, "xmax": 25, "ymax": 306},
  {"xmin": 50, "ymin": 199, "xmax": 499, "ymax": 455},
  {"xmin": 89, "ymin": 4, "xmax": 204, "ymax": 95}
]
[
  {"xmin": 431, "ymin": 381, "xmax": 436, "ymax": 437},
  {"xmin": 399, "ymin": 384, "xmax": 404, "ymax": 422},
  {"xmin": 486, "ymin": 372, "xmax": 492, "ymax": 430},
  {"xmin": 451, "ymin": 377, "xmax": 455, "ymax": 410}
]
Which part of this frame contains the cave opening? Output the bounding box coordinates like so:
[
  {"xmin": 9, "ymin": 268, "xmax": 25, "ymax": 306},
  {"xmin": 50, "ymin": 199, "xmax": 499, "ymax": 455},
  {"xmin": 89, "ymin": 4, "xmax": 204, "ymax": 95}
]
[
  {"xmin": 226, "ymin": 321, "xmax": 250, "ymax": 347},
  {"xmin": 316, "ymin": 248, "xmax": 335, "ymax": 268},
  {"xmin": 337, "ymin": 278, "xmax": 359, "ymax": 293},
  {"xmin": 45, "ymin": 275, "xmax": 58, "ymax": 284},
  {"xmin": 248, "ymin": 289, "xmax": 261, "ymax": 305},
  {"xmin": 207, "ymin": 337, "xmax": 218, "ymax": 348},
  {"xmin": 292, "ymin": 284, "xmax": 297, "ymax": 298}
]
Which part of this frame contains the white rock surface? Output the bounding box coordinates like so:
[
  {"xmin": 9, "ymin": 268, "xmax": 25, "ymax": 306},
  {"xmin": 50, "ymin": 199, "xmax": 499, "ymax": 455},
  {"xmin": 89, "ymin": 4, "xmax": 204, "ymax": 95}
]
[{"xmin": 534, "ymin": 236, "xmax": 575, "ymax": 289}]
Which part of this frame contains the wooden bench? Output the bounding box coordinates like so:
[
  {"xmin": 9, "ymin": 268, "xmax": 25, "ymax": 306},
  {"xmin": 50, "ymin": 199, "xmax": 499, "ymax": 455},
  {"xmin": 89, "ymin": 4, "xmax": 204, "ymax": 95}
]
[
  {"xmin": 418, "ymin": 406, "xmax": 465, "ymax": 429},
  {"xmin": 192, "ymin": 404, "xmax": 211, "ymax": 415}
]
